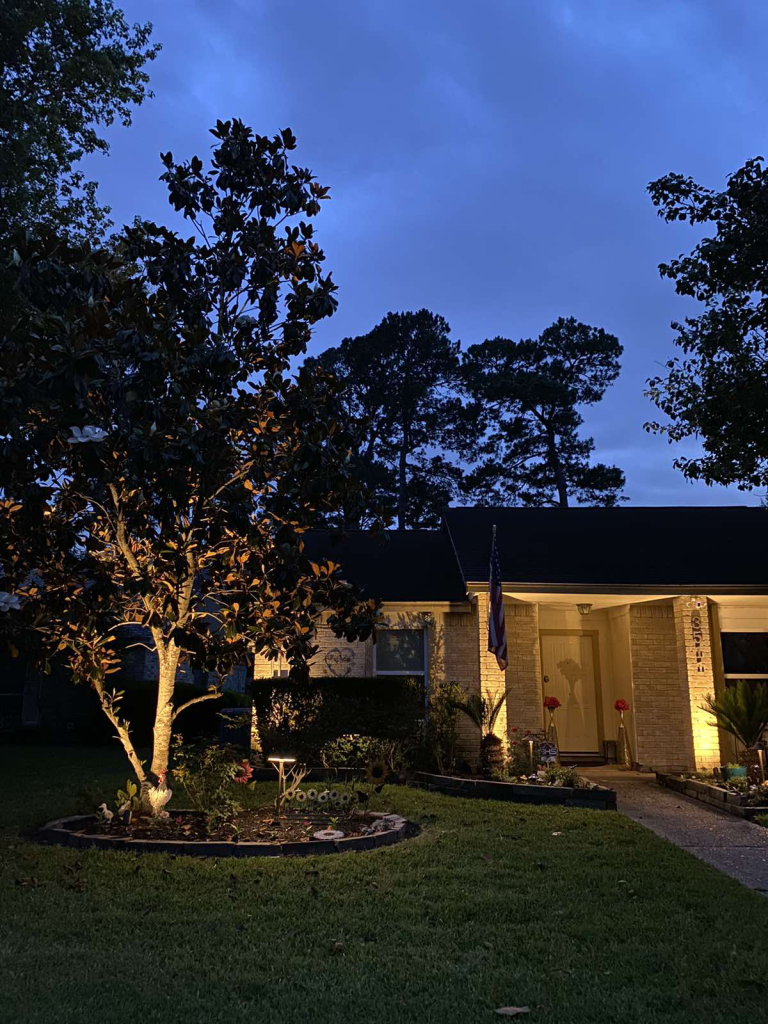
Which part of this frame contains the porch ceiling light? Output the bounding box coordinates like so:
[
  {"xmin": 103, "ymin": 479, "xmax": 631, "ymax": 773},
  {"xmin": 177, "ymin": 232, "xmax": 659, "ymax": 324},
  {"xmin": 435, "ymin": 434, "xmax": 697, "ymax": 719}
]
[{"xmin": 576, "ymin": 603, "xmax": 593, "ymax": 616}]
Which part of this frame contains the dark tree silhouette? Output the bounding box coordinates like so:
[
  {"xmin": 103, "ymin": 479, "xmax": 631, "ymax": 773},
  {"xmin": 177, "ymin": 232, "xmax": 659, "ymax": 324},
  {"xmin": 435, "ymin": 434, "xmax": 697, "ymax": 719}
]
[
  {"xmin": 308, "ymin": 310, "xmax": 464, "ymax": 528},
  {"xmin": 0, "ymin": 0, "xmax": 159, "ymax": 240},
  {"xmin": 462, "ymin": 317, "xmax": 625, "ymax": 507},
  {"xmin": 647, "ymin": 158, "xmax": 768, "ymax": 491}
]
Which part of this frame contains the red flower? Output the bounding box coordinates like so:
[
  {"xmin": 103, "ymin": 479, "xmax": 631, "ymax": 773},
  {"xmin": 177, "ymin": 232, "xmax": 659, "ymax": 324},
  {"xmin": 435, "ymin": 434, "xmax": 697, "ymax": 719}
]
[
  {"xmin": 615, "ymin": 699, "xmax": 630, "ymax": 712},
  {"xmin": 510, "ymin": 727, "xmax": 518, "ymax": 733},
  {"xmin": 543, "ymin": 696, "xmax": 561, "ymax": 710},
  {"xmin": 233, "ymin": 759, "xmax": 253, "ymax": 785}
]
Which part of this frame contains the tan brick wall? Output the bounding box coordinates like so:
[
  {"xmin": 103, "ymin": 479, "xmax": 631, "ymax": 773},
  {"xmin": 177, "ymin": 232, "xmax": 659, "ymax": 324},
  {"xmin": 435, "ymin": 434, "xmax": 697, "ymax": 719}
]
[
  {"xmin": 505, "ymin": 603, "xmax": 543, "ymax": 736},
  {"xmin": 629, "ymin": 602, "xmax": 692, "ymax": 772},
  {"xmin": 442, "ymin": 609, "xmax": 481, "ymax": 761},
  {"xmin": 673, "ymin": 596, "xmax": 721, "ymax": 771},
  {"xmin": 476, "ymin": 592, "xmax": 510, "ymax": 742}
]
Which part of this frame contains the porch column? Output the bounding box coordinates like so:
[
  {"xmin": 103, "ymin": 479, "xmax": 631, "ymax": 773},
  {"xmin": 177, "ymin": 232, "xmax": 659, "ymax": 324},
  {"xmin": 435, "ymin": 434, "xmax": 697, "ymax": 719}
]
[
  {"xmin": 504, "ymin": 601, "xmax": 544, "ymax": 736},
  {"xmin": 476, "ymin": 591, "xmax": 510, "ymax": 742},
  {"xmin": 672, "ymin": 596, "xmax": 722, "ymax": 771},
  {"xmin": 629, "ymin": 602, "xmax": 691, "ymax": 772}
]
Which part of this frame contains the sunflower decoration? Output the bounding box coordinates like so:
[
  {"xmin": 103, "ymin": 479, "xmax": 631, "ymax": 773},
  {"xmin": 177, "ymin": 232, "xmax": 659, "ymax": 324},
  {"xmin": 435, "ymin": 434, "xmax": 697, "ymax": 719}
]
[
  {"xmin": 318, "ymin": 791, "xmax": 329, "ymax": 804},
  {"xmin": 294, "ymin": 790, "xmax": 307, "ymax": 804},
  {"xmin": 306, "ymin": 788, "xmax": 318, "ymax": 802},
  {"xmin": 366, "ymin": 760, "xmax": 388, "ymax": 787}
]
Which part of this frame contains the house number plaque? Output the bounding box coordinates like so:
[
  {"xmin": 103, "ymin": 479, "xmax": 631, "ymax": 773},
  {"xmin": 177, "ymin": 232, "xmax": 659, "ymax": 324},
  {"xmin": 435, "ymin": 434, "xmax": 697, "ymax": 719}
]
[{"xmin": 690, "ymin": 611, "xmax": 705, "ymax": 673}]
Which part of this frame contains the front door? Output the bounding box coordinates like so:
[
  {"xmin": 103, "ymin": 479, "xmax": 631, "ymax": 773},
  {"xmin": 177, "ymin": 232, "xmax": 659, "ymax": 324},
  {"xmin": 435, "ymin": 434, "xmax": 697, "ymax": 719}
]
[{"xmin": 540, "ymin": 633, "xmax": 600, "ymax": 754}]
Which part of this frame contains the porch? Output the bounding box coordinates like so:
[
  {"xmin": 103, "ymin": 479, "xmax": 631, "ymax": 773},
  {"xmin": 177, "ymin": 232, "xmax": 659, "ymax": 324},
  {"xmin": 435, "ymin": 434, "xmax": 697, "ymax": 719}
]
[{"xmin": 474, "ymin": 591, "xmax": 768, "ymax": 774}]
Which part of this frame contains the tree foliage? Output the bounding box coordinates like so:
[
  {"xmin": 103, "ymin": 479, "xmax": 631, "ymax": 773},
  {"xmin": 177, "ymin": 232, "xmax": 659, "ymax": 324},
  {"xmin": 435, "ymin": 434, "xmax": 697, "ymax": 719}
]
[
  {"xmin": 0, "ymin": 0, "xmax": 159, "ymax": 239},
  {"xmin": 461, "ymin": 317, "xmax": 625, "ymax": 507},
  {"xmin": 307, "ymin": 310, "xmax": 464, "ymax": 528},
  {"xmin": 0, "ymin": 120, "xmax": 379, "ymax": 792},
  {"xmin": 646, "ymin": 158, "xmax": 768, "ymax": 491}
]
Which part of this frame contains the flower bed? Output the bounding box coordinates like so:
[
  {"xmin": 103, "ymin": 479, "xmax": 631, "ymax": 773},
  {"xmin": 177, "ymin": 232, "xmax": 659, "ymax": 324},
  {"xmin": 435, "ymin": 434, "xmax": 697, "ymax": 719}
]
[
  {"xmin": 656, "ymin": 772, "xmax": 768, "ymax": 820},
  {"xmin": 38, "ymin": 808, "xmax": 416, "ymax": 857},
  {"xmin": 412, "ymin": 771, "xmax": 616, "ymax": 810}
]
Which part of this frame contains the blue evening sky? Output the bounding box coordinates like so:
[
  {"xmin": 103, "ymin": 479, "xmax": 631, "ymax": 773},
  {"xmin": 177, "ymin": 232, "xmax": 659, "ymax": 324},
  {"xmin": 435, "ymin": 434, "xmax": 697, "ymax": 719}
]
[{"xmin": 90, "ymin": 1, "xmax": 768, "ymax": 507}]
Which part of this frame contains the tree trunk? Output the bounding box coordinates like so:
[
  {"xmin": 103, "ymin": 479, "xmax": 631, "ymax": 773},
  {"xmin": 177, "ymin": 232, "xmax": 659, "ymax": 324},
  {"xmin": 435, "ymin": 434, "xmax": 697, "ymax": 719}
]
[
  {"xmin": 150, "ymin": 640, "xmax": 181, "ymax": 782},
  {"xmin": 545, "ymin": 428, "xmax": 569, "ymax": 508},
  {"xmin": 398, "ymin": 441, "xmax": 408, "ymax": 530}
]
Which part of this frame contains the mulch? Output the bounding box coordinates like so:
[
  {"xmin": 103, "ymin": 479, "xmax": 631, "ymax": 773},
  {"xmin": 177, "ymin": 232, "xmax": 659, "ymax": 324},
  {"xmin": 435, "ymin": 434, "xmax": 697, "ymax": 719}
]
[{"xmin": 85, "ymin": 807, "xmax": 380, "ymax": 844}]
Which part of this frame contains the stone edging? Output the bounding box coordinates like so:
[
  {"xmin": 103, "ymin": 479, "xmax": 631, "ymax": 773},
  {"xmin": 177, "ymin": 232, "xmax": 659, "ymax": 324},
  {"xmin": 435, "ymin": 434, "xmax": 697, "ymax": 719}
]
[
  {"xmin": 656, "ymin": 772, "xmax": 768, "ymax": 820},
  {"xmin": 36, "ymin": 810, "xmax": 416, "ymax": 858},
  {"xmin": 411, "ymin": 771, "xmax": 617, "ymax": 810}
]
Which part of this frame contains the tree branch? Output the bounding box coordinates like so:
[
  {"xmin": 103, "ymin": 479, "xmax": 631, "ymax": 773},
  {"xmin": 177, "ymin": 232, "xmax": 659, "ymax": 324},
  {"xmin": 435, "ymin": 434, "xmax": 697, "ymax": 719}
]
[{"xmin": 172, "ymin": 689, "xmax": 223, "ymax": 722}]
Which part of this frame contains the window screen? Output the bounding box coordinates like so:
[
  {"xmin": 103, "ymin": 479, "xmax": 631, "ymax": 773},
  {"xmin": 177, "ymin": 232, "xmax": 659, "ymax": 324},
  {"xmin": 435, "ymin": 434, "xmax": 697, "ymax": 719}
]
[
  {"xmin": 375, "ymin": 629, "xmax": 425, "ymax": 675},
  {"xmin": 721, "ymin": 632, "xmax": 768, "ymax": 677}
]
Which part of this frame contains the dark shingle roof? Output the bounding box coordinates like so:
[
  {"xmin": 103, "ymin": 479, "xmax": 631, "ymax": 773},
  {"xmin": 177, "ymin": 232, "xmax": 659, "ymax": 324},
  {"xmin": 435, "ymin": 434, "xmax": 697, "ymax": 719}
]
[
  {"xmin": 443, "ymin": 506, "xmax": 768, "ymax": 590},
  {"xmin": 302, "ymin": 530, "xmax": 468, "ymax": 603}
]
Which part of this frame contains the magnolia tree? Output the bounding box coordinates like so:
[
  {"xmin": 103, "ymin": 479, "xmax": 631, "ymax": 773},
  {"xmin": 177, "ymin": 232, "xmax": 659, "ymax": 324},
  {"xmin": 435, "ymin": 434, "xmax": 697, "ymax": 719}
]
[{"xmin": 0, "ymin": 120, "xmax": 379, "ymax": 807}]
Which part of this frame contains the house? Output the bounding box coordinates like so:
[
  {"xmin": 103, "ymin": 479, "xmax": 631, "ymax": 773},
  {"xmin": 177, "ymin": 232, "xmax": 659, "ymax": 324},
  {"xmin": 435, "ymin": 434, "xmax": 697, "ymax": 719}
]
[{"xmin": 252, "ymin": 506, "xmax": 768, "ymax": 772}]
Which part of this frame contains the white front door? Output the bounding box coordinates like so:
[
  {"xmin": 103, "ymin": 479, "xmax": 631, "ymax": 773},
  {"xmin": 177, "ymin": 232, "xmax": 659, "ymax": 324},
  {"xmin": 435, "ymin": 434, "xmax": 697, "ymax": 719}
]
[{"xmin": 540, "ymin": 633, "xmax": 600, "ymax": 754}]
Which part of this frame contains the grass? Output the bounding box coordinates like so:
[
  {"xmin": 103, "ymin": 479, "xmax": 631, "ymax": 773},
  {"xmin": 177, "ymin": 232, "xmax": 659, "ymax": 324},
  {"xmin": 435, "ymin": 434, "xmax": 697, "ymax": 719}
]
[{"xmin": 2, "ymin": 746, "xmax": 768, "ymax": 1024}]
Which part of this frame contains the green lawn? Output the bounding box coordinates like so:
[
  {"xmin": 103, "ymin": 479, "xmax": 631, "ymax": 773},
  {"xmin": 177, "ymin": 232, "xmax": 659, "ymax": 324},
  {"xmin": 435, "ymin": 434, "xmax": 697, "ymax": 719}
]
[{"xmin": 2, "ymin": 746, "xmax": 768, "ymax": 1024}]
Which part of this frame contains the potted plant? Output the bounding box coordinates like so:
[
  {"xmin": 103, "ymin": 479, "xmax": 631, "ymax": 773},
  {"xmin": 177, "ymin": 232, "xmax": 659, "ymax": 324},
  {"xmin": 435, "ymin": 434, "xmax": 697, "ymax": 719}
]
[
  {"xmin": 702, "ymin": 680, "xmax": 768, "ymax": 782},
  {"xmin": 449, "ymin": 690, "xmax": 511, "ymax": 777}
]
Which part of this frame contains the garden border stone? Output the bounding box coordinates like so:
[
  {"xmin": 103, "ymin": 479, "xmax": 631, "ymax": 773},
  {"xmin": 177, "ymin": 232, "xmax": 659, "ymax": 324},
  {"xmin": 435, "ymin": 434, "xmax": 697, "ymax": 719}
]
[
  {"xmin": 411, "ymin": 771, "xmax": 617, "ymax": 810},
  {"xmin": 36, "ymin": 810, "xmax": 417, "ymax": 857},
  {"xmin": 656, "ymin": 772, "xmax": 768, "ymax": 820}
]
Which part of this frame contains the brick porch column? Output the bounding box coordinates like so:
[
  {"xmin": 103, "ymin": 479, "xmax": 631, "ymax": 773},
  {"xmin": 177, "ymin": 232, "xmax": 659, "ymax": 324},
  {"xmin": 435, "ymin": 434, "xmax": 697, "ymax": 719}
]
[
  {"xmin": 505, "ymin": 602, "xmax": 543, "ymax": 736},
  {"xmin": 673, "ymin": 596, "xmax": 722, "ymax": 771},
  {"xmin": 476, "ymin": 591, "xmax": 510, "ymax": 743}
]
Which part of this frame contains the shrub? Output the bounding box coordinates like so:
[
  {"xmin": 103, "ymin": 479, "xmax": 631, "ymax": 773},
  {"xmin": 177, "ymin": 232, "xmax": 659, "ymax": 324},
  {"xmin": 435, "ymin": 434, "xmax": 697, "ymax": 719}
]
[
  {"xmin": 250, "ymin": 675, "xmax": 425, "ymax": 761},
  {"xmin": 319, "ymin": 734, "xmax": 413, "ymax": 774},
  {"xmin": 541, "ymin": 763, "xmax": 582, "ymax": 788},
  {"xmin": 171, "ymin": 737, "xmax": 244, "ymax": 821},
  {"xmin": 702, "ymin": 680, "xmax": 768, "ymax": 750},
  {"xmin": 507, "ymin": 730, "xmax": 547, "ymax": 776},
  {"xmin": 424, "ymin": 678, "xmax": 464, "ymax": 774}
]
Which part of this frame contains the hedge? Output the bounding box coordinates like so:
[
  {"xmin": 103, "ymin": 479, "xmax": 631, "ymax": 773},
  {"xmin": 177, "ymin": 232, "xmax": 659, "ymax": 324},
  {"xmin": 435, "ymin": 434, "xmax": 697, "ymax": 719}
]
[
  {"xmin": 46, "ymin": 681, "xmax": 245, "ymax": 746},
  {"xmin": 250, "ymin": 675, "xmax": 425, "ymax": 760}
]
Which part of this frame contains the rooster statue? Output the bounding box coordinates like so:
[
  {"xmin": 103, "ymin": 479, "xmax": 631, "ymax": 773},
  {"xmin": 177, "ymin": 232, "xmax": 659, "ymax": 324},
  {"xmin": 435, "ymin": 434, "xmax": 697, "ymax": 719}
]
[{"xmin": 146, "ymin": 770, "xmax": 173, "ymax": 818}]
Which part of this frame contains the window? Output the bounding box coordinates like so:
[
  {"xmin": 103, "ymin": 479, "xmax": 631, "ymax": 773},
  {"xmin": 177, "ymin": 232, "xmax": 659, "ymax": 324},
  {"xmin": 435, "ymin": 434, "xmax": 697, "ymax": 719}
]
[
  {"xmin": 721, "ymin": 632, "xmax": 768, "ymax": 681},
  {"xmin": 375, "ymin": 629, "xmax": 426, "ymax": 676}
]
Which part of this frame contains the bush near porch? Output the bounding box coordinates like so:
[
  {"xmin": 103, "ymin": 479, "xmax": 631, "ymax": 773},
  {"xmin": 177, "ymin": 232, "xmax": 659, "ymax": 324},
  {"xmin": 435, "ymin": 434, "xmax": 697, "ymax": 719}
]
[{"xmin": 3, "ymin": 746, "xmax": 768, "ymax": 1024}]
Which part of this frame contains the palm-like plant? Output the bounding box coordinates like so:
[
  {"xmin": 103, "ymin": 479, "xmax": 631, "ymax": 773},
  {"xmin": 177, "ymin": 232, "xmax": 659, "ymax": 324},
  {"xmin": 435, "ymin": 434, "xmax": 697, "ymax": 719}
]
[
  {"xmin": 702, "ymin": 681, "xmax": 768, "ymax": 750},
  {"xmin": 449, "ymin": 690, "xmax": 511, "ymax": 776}
]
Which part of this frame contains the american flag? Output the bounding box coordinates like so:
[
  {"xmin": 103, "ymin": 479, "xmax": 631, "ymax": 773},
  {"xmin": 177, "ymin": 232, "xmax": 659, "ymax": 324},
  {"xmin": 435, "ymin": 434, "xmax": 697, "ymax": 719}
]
[{"xmin": 488, "ymin": 526, "xmax": 508, "ymax": 671}]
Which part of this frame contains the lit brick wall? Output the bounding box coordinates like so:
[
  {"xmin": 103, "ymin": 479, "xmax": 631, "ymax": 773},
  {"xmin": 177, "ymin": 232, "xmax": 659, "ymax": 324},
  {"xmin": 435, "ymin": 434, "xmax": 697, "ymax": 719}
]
[
  {"xmin": 476, "ymin": 592, "xmax": 510, "ymax": 742},
  {"xmin": 630, "ymin": 602, "xmax": 692, "ymax": 772},
  {"xmin": 673, "ymin": 596, "xmax": 721, "ymax": 771},
  {"xmin": 504, "ymin": 602, "xmax": 543, "ymax": 736},
  {"xmin": 442, "ymin": 609, "xmax": 481, "ymax": 761}
]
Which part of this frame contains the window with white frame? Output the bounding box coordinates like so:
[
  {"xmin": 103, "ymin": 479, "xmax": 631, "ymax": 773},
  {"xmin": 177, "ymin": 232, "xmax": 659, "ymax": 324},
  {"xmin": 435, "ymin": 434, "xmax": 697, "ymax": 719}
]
[
  {"xmin": 721, "ymin": 632, "xmax": 768, "ymax": 683},
  {"xmin": 374, "ymin": 628, "xmax": 427, "ymax": 677}
]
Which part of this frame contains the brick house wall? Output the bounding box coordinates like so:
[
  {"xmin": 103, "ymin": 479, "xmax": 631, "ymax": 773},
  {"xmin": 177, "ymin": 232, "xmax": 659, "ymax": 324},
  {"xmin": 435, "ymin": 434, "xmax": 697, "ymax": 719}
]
[
  {"xmin": 504, "ymin": 602, "xmax": 543, "ymax": 736},
  {"xmin": 629, "ymin": 602, "xmax": 696, "ymax": 772},
  {"xmin": 673, "ymin": 596, "xmax": 721, "ymax": 771}
]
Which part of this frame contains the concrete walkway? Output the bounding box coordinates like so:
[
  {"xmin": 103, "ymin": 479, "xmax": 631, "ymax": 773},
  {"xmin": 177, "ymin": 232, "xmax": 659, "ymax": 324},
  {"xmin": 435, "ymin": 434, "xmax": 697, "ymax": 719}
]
[{"xmin": 582, "ymin": 767, "xmax": 768, "ymax": 893}]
